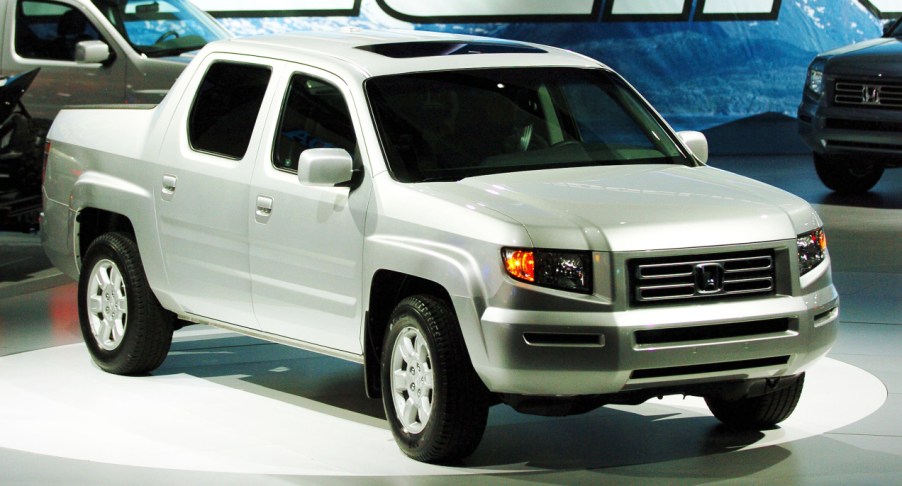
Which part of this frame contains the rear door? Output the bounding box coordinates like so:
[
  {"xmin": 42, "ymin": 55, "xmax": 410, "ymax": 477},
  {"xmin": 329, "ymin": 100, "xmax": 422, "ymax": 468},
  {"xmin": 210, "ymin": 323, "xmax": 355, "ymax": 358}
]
[{"xmin": 154, "ymin": 54, "xmax": 276, "ymax": 329}]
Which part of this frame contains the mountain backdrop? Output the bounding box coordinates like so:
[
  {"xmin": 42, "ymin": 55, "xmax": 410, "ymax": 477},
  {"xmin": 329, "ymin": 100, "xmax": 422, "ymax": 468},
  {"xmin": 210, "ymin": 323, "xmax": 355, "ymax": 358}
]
[{"xmin": 217, "ymin": 0, "xmax": 885, "ymax": 130}]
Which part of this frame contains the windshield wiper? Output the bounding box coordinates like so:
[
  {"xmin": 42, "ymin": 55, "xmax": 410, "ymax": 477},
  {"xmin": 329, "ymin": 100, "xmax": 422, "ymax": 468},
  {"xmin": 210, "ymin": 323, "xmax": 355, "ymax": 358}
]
[
  {"xmin": 417, "ymin": 175, "xmax": 461, "ymax": 183},
  {"xmin": 143, "ymin": 45, "xmax": 203, "ymax": 58}
]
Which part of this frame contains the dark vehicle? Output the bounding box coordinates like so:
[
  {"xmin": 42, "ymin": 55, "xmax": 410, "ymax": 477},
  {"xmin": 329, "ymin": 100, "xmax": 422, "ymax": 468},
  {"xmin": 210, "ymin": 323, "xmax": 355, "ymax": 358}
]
[
  {"xmin": 798, "ymin": 19, "xmax": 902, "ymax": 193},
  {"xmin": 0, "ymin": 68, "xmax": 45, "ymax": 231}
]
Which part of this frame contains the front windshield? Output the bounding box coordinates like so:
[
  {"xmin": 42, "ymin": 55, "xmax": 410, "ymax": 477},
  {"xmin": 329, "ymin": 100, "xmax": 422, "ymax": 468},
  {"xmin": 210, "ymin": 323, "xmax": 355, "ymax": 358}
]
[
  {"xmin": 366, "ymin": 67, "xmax": 690, "ymax": 183},
  {"xmin": 91, "ymin": 0, "xmax": 229, "ymax": 57}
]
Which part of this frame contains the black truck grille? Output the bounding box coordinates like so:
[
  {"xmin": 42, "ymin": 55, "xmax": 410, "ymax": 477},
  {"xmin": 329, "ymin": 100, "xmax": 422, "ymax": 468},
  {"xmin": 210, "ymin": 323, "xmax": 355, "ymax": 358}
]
[{"xmin": 834, "ymin": 80, "xmax": 902, "ymax": 109}]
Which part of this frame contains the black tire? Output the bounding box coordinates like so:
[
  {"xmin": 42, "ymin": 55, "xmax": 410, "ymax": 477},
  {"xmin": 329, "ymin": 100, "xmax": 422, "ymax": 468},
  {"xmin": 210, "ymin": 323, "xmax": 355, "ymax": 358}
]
[
  {"xmin": 380, "ymin": 295, "xmax": 489, "ymax": 463},
  {"xmin": 705, "ymin": 373, "xmax": 805, "ymax": 429},
  {"xmin": 814, "ymin": 153, "xmax": 883, "ymax": 193},
  {"xmin": 78, "ymin": 232, "xmax": 174, "ymax": 375}
]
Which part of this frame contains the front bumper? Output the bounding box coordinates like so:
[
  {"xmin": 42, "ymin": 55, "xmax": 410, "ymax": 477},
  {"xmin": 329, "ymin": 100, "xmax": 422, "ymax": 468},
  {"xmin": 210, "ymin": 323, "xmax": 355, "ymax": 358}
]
[
  {"xmin": 798, "ymin": 96, "xmax": 902, "ymax": 163},
  {"xmin": 463, "ymin": 252, "xmax": 839, "ymax": 397}
]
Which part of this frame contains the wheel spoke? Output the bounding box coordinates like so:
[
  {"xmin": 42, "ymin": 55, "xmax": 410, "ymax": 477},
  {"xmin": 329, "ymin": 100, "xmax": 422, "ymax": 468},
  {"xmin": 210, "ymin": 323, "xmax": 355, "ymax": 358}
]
[
  {"xmin": 400, "ymin": 335, "xmax": 418, "ymax": 366},
  {"xmin": 415, "ymin": 336, "xmax": 429, "ymax": 363},
  {"xmin": 417, "ymin": 395, "xmax": 432, "ymax": 423},
  {"xmin": 88, "ymin": 295, "xmax": 103, "ymax": 315},
  {"xmin": 97, "ymin": 318, "xmax": 112, "ymax": 343},
  {"xmin": 402, "ymin": 397, "xmax": 419, "ymax": 427},
  {"xmin": 96, "ymin": 264, "xmax": 112, "ymax": 288},
  {"xmin": 110, "ymin": 267, "xmax": 123, "ymax": 293},
  {"xmin": 116, "ymin": 293, "xmax": 128, "ymax": 314},
  {"xmin": 393, "ymin": 369, "xmax": 410, "ymax": 392},
  {"xmin": 111, "ymin": 317, "xmax": 125, "ymax": 343},
  {"xmin": 421, "ymin": 365, "xmax": 434, "ymax": 391}
]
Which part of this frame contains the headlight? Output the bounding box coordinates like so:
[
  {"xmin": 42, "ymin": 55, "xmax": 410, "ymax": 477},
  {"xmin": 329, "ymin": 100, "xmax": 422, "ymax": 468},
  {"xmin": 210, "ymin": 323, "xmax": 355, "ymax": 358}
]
[
  {"xmin": 797, "ymin": 228, "xmax": 827, "ymax": 276},
  {"xmin": 502, "ymin": 248, "xmax": 592, "ymax": 293},
  {"xmin": 805, "ymin": 59, "xmax": 827, "ymax": 97}
]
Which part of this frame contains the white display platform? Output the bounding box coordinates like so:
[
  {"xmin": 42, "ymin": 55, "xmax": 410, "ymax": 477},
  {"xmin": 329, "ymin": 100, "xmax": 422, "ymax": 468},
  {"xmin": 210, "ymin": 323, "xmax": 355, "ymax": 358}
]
[{"xmin": 0, "ymin": 327, "xmax": 886, "ymax": 476}]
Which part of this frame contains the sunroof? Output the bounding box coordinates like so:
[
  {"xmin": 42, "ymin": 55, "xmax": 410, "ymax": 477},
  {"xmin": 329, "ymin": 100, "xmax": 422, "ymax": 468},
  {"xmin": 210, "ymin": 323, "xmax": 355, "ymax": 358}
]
[{"xmin": 357, "ymin": 41, "xmax": 546, "ymax": 58}]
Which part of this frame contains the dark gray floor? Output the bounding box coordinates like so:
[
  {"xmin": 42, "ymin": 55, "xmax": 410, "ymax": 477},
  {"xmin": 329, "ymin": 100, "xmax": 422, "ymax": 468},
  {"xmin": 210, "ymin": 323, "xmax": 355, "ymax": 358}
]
[{"xmin": 0, "ymin": 154, "xmax": 899, "ymax": 485}]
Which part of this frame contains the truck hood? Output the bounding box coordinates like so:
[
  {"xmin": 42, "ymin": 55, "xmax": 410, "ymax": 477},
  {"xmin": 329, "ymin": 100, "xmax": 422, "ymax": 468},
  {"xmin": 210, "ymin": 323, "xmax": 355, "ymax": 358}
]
[
  {"xmin": 823, "ymin": 37, "xmax": 902, "ymax": 77},
  {"xmin": 426, "ymin": 165, "xmax": 819, "ymax": 252}
]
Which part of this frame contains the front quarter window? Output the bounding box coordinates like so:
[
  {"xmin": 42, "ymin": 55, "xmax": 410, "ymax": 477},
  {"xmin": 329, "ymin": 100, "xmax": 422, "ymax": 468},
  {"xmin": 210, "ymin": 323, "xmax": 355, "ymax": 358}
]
[
  {"xmin": 272, "ymin": 75, "xmax": 358, "ymax": 172},
  {"xmin": 366, "ymin": 68, "xmax": 689, "ymax": 183}
]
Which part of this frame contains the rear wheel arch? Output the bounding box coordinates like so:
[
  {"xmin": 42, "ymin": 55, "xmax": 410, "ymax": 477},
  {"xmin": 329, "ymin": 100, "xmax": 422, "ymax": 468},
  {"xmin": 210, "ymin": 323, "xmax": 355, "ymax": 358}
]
[{"xmin": 76, "ymin": 208, "xmax": 135, "ymax": 268}]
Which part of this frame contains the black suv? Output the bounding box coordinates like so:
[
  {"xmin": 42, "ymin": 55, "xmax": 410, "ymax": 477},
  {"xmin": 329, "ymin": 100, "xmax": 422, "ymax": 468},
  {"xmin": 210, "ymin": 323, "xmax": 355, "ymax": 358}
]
[{"xmin": 798, "ymin": 19, "xmax": 902, "ymax": 193}]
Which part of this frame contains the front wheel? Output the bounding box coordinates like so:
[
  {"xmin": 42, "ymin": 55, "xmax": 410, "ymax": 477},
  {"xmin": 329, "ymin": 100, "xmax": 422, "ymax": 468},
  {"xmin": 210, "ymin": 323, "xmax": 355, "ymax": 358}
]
[
  {"xmin": 814, "ymin": 153, "xmax": 883, "ymax": 193},
  {"xmin": 380, "ymin": 295, "xmax": 489, "ymax": 463},
  {"xmin": 705, "ymin": 373, "xmax": 805, "ymax": 429},
  {"xmin": 78, "ymin": 232, "xmax": 174, "ymax": 375}
]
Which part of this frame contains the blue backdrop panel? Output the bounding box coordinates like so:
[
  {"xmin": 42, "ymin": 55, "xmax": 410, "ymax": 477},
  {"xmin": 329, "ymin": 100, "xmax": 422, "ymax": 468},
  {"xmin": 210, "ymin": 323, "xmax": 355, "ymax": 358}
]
[{"xmin": 212, "ymin": 0, "xmax": 886, "ymax": 130}]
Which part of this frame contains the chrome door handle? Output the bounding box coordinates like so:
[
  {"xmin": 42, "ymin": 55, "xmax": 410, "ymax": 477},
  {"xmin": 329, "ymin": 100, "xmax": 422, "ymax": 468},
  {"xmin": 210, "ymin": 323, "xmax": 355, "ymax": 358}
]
[
  {"xmin": 161, "ymin": 174, "xmax": 177, "ymax": 201},
  {"xmin": 255, "ymin": 195, "xmax": 274, "ymax": 222}
]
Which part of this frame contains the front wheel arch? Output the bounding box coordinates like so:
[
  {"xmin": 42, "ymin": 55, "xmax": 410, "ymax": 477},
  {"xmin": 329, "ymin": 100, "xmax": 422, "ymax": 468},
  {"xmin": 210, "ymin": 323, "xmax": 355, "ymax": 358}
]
[
  {"xmin": 380, "ymin": 294, "xmax": 490, "ymax": 463},
  {"xmin": 364, "ymin": 271, "xmax": 455, "ymax": 399}
]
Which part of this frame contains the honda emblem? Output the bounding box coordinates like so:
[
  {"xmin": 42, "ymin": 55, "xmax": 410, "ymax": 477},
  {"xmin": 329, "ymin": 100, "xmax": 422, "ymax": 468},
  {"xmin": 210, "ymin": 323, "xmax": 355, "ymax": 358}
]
[
  {"xmin": 862, "ymin": 85, "xmax": 881, "ymax": 105},
  {"xmin": 694, "ymin": 263, "xmax": 725, "ymax": 295}
]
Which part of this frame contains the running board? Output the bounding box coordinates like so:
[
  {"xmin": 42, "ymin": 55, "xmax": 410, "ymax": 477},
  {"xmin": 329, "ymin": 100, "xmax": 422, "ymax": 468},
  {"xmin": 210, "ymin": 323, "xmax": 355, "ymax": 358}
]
[{"xmin": 178, "ymin": 313, "xmax": 365, "ymax": 365}]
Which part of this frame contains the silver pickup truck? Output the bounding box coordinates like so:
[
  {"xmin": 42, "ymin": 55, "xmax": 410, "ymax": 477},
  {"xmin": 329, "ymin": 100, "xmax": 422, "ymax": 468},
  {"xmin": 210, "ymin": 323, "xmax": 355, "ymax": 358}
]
[{"xmin": 41, "ymin": 31, "xmax": 839, "ymax": 463}]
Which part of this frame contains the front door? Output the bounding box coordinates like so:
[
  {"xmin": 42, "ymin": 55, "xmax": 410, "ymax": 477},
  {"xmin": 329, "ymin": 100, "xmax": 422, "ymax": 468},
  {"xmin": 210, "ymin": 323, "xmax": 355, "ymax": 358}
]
[{"xmin": 249, "ymin": 68, "xmax": 371, "ymax": 353}]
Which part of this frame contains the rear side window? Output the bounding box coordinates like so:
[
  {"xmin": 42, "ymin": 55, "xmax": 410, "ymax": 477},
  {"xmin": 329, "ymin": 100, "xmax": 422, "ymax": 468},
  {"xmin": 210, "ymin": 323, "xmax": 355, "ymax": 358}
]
[
  {"xmin": 188, "ymin": 62, "xmax": 271, "ymax": 159},
  {"xmin": 16, "ymin": 0, "xmax": 103, "ymax": 61},
  {"xmin": 272, "ymin": 74, "xmax": 357, "ymax": 171}
]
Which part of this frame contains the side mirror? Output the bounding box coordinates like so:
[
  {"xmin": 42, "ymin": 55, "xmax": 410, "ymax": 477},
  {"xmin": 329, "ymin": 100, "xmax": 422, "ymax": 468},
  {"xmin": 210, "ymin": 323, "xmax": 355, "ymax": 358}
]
[
  {"xmin": 884, "ymin": 19, "xmax": 897, "ymax": 37},
  {"xmin": 298, "ymin": 148, "xmax": 354, "ymax": 186},
  {"xmin": 677, "ymin": 130, "xmax": 709, "ymax": 165},
  {"xmin": 75, "ymin": 40, "xmax": 111, "ymax": 64}
]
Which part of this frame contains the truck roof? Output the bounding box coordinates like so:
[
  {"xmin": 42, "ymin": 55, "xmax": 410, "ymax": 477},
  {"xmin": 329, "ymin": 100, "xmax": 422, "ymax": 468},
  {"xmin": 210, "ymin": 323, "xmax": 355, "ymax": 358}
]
[{"xmin": 208, "ymin": 29, "xmax": 602, "ymax": 78}]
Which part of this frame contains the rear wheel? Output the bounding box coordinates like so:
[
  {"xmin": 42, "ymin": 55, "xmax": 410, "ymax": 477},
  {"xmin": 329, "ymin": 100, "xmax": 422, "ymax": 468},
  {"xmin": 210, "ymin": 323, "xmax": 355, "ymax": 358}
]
[
  {"xmin": 78, "ymin": 232, "xmax": 174, "ymax": 375},
  {"xmin": 380, "ymin": 295, "xmax": 489, "ymax": 463},
  {"xmin": 814, "ymin": 153, "xmax": 883, "ymax": 193},
  {"xmin": 705, "ymin": 374, "xmax": 805, "ymax": 428}
]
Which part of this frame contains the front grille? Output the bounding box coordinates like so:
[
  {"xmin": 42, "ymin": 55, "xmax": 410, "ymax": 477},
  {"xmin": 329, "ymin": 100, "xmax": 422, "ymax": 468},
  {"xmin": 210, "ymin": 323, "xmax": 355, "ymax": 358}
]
[
  {"xmin": 630, "ymin": 251, "xmax": 775, "ymax": 305},
  {"xmin": 630, "ymin": 356, "xmax": 790, "ymax": 380},
  {"xmin": 834, "ymin": 80, "xmax": 902, "ymax": 109}
]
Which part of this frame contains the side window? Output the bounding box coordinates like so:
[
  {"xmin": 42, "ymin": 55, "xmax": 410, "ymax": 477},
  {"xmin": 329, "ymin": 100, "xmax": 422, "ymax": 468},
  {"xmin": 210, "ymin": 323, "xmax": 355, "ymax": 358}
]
[
  {"xmin": 15, "ymin": 0, "xmax": 103, "ymax": 61},
  {"xmin": 188, "ymin": 62, "xmax": 272, "ymax": 159},
  {"xmin": 272, "ymin": 74, "xmax": 357, "ymax": 171}
]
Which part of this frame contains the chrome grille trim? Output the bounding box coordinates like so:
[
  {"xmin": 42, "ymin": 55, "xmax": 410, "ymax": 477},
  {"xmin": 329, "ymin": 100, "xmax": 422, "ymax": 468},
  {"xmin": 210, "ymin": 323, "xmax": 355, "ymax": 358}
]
[
  {"xmin": 834, "ymin": 80, "xmax": 902, "ymax": 108},
  {"xmin": 631, "ymin": 252, "xmax": 775, "ymax": 304}
]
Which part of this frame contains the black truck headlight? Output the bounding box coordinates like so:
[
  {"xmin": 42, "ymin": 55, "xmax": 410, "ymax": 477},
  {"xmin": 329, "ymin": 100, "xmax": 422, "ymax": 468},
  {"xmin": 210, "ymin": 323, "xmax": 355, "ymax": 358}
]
[
  {"xmin": 797, "ymin": 228, "xmax": 827, "ymax": 276},
  {"xmin": 805, "ymin": 58, "xmax": 828, "ymax": 98},
  {"xmin": 503, "ymin": 248, "xmax": 592, "ymax": 293}
]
